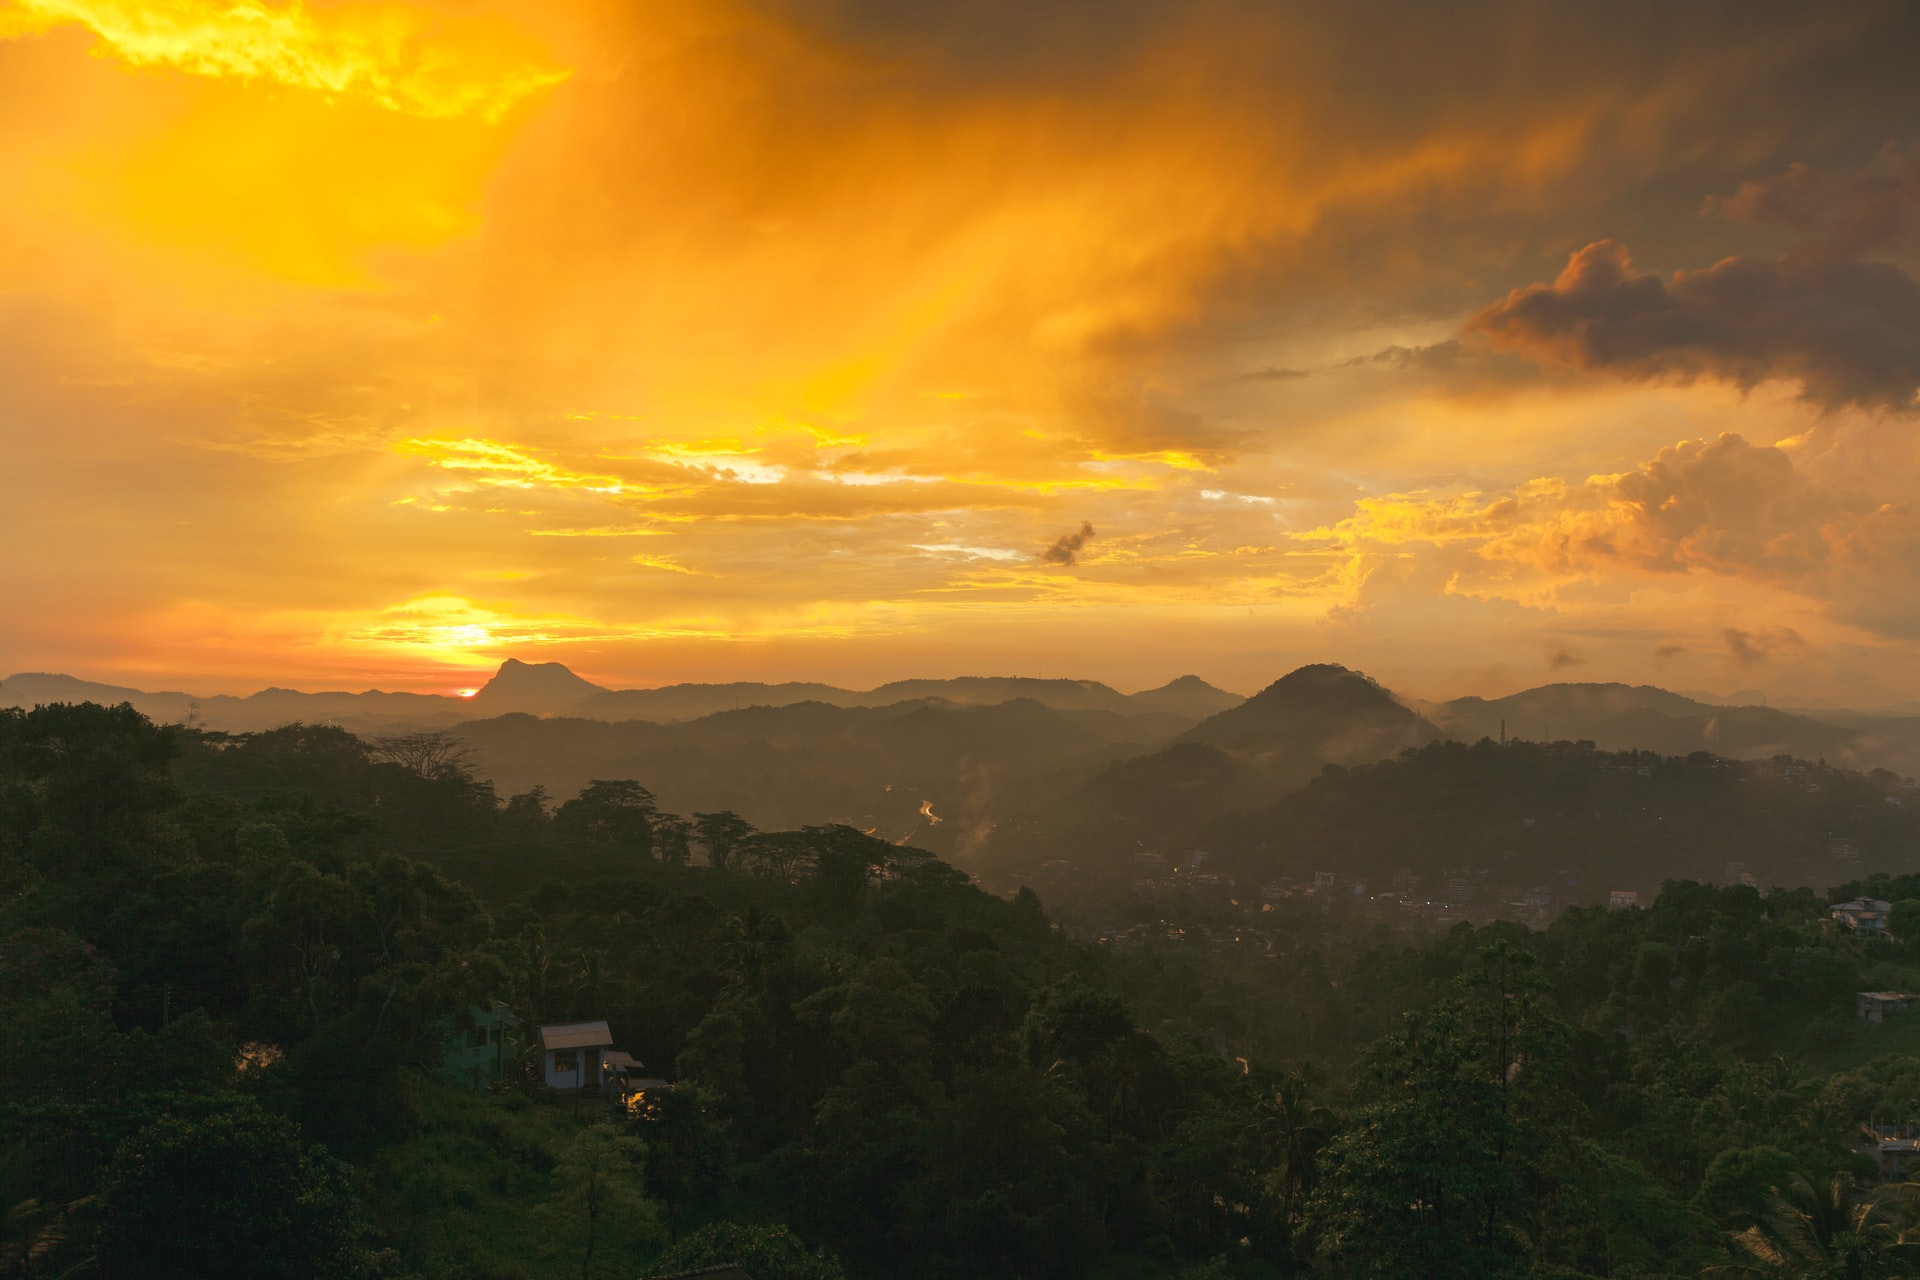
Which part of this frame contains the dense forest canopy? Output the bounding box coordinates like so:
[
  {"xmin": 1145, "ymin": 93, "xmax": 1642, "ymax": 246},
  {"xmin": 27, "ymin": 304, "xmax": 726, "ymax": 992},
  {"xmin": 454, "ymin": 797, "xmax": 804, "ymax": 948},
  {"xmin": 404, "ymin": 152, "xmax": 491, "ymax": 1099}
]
[{"xmin": 5, "ymin": 700, "xmax": 1920, "ymax": 1278}]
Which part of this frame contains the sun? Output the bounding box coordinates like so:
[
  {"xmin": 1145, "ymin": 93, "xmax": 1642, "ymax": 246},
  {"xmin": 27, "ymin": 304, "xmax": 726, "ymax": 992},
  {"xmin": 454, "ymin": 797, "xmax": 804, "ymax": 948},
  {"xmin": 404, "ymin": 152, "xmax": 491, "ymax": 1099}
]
[{"xmin": 456, "ymin": 688, "xmax": 479, "ymax": 698}]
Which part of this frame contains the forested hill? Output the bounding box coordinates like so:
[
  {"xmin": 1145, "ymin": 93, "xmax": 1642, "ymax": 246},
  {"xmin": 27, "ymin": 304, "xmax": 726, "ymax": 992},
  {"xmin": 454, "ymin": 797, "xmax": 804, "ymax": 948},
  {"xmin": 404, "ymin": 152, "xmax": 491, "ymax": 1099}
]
[
  {"xmin": 1429, "ymin": 681, "xmax": 1920, "ymax": 776},
  {"xmin": 1203, "ymin": 739, "xmax": 1920, "ymax": 903},
  {"xmin": 978, "ymin": 723, "xmax": 1920, "ymax": 910},
  {"xmin": 10, "ymin": 701, "xmax": 1920, "ymax": 1278}
]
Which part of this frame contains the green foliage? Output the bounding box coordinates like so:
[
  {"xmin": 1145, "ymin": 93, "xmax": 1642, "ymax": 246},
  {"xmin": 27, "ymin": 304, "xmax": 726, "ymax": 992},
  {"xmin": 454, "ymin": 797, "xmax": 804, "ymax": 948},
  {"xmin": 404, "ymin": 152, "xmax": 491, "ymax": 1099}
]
[
  {"xmin": 1717, "ymin": 1172, "xmax": 1920, "ymax": 1277},
  {"xmin": 98, "ymin": 1096, "xmax": 372, "ymax": 1280},
  {"xmin": 540, "ymin": 1123, "xmax": 656, "ymax": 1280},
  {"xmin": 11, "ymin": 700, "xmax": 1920, "ymax": 1280},
  {"xmin": 554, "ymin": 781, "xmax": 660, "ymax": 859},
  {"xmin": 1695, "ymin": 1146, "xmax": 1802, "ymax": 1229},
  {"xmin": 648, "ymin": 1221, "xmax": 846, "ymax": 1280},
  {"xmin": 1195, "ymin": 739, "xmax": 1920, "ymax": 901}
]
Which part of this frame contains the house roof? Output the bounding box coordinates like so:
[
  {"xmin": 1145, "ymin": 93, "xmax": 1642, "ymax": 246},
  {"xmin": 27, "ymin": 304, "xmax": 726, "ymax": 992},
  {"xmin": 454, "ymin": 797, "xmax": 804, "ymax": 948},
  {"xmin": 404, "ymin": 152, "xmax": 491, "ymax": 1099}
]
[
  {"xmin": 540, "ymin": 1020, "xmax": 614, "ymax": 1051},
  {"xmin": 602, "ymin": 1050, "xmax": 646, "ymax": 1071}
]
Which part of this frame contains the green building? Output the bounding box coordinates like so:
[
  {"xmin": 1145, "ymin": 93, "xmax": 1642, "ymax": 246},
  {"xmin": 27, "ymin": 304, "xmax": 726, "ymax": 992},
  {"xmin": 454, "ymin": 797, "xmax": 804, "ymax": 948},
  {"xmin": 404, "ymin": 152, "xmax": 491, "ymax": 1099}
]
[{"xmin": 440, "ymin": 1001, "xmax": 524, "ymax": 1087}]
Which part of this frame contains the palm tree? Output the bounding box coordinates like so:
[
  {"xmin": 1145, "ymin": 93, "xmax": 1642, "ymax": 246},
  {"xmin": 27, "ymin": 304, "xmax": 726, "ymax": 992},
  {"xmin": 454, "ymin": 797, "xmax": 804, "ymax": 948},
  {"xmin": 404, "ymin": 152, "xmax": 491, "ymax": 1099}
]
[
  {"xmin": 1709, "ymin": 1174, "xmax": 1920, "ymax": 1279},
  {"xmin": 1704, "ymin": 1056, "xmax": 1811, "ymax": 1149},
  {"xmin": 0, "ymin": 1197, "xmax": 95, "ymax": 1279},
  {"xmin": 1252, "ymin": 1069, "xmax": 1334, "ymax": 1228}
]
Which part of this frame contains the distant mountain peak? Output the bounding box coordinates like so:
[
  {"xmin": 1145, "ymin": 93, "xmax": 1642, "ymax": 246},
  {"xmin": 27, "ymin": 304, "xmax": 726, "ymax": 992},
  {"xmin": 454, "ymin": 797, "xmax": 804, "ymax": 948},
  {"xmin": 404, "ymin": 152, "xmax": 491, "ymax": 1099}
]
[
  {"xmin": 1128, "ymin": 674, "xmax": 1244, "ymax": 721},
  {"xmin": 1183, "ymin": 662, "xmax": 1434, "ymax": 759},
  {"xmin": 1258, "ymin": 662, "xmax": 1365, "ymax": 691},
  {"xmin": 470, "ymin": 659, "xmax": 607, "ymax": 713}
]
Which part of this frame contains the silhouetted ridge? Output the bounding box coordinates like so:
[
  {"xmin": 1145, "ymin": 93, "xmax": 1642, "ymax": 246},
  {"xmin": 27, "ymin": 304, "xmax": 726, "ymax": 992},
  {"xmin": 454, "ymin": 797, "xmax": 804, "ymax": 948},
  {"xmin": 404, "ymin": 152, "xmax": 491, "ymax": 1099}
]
[
  {"xmin": 469, "ymin": 659, "xmax": 608, "ymax": 714},
  {"xmin": 1129, "ymin": 674, "xmax": 1244, "ymax": 719},
  {"xmin": 1429, "ymin": 680, "xmax": 1918, "ymax": 771},
  {"xmin": 1182, "ymin": 663, "xmax": 1436, "ymax": 759}
]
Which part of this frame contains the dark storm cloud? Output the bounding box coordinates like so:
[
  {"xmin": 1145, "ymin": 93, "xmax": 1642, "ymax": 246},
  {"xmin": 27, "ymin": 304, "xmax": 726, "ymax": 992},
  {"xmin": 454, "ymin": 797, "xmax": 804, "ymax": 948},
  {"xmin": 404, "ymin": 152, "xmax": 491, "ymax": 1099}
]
[
  {"xmin": 1468, "ymin": 237, "xmax": 1920, "ymax": 411},
  {"xmin": 1706, "ymin": 142, "xmax": 1920, "ymax": 266},
  {"xmin": 1724, "ymin": 627, "xmax": 1807, "ymax": 667},
  {"xmin": 755, "ymin": 0, "xmax": 1920, "ymax": 125},
  {"xmin": 1466, "ymin": 144, "xmax": 1920, "ymax": 411},
  {"xmin": 1041, "ymin": 521, "xmax": 1097, "ymax": 566}
]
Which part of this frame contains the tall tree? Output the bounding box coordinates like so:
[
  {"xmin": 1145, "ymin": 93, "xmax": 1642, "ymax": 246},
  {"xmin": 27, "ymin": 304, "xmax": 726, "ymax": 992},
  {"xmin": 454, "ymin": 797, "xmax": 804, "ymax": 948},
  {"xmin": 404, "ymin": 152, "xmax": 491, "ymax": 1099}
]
[
  {"xmin": 542, "ymin": 1123, "xmax": 656, "ymax": 1280},
  {"xmin": 692, "ymin": 810, "xmax": 755, "ymax": 871},
  {"xmin": 368, "ymin": 731, "xmax": 474, "ymax": 781},
  {"xmin": 97, "ymin": 1098, "xmax": 371, "ymax": 1280},
  {"xmin": 555, "ymin": 780, "xmax": 661, "ymax": 859}
]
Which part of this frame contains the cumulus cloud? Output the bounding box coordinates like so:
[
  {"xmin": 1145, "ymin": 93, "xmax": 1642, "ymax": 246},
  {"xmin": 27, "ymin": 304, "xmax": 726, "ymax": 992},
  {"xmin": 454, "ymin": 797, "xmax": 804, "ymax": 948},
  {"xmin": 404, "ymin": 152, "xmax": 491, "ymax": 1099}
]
[
  {"xmin": 1308, "ymin": 432, "xmax": 1920, "ymax": 639},
  {"xmin": 1041, "ymin": 521, "xmax": 1098, "ymax": 566}
]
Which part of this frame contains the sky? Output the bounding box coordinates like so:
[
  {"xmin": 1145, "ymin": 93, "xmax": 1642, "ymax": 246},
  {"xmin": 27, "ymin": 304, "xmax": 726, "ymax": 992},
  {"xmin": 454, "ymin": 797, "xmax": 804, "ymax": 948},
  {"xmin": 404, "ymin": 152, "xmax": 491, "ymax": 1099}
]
[{"xmin": 4, "ymin": 0, "xmax": 1920, "ymax": 702}]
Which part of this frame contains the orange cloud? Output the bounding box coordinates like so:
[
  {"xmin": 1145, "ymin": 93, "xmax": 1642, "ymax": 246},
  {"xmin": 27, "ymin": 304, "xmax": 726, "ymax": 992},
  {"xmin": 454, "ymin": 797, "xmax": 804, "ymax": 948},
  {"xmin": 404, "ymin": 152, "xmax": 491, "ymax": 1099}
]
[
  {"xmin": 1309, "ymin": 433, "xmax": 1920, "ymax": 642},
  {"xmin": 2, "ymin": 0, "xmax": 568, "ymax": 119},
  {"xmin": 7, "ymin": 1, "xmax": 1920, "ymax": 703}
]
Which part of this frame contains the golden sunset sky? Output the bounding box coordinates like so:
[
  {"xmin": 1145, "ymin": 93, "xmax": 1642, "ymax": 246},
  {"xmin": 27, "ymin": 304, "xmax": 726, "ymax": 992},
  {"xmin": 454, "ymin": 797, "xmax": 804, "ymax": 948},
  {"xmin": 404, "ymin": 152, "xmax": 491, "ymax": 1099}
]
[{"xmin": 4, "ymin": 0, "xmax": 1920, "ymax": 701}]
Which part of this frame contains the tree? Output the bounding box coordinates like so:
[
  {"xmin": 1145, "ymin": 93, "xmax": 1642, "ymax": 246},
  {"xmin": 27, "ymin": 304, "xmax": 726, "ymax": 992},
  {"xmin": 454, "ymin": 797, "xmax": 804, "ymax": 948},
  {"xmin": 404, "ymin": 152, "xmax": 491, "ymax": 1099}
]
[
  {"xmin": 1890, "ymin": 899, "xmax": 1920, "ymax": 943},
  {"xmin": 632, "ymin": 1084, "xmax": 732, "ymax": 1243},
  {"xmin": 245, "ymin": 860, "xmax": 363, "ymax": 1034},
  {"xmin": 504, "ymin": 785, "xmax": 552, "ymax": 833},
  {"xmin": 1, "ymin": 1195, "xmax": 96, "ymax": 1279},
  {"xmin": 1258, "ymin": 1068, "xmax": 1333, "ymax": 1231},
  {"xmin": 1307, "ymin": 944, "xmax": 1571, "ymax": 1280},
  {"xmin": 0, "ymin": 702, "xmax": 177, "ymax": 862},
  {"xmin": 98, "ymin": 1098, "xmax": 370, "ymax": 1280},
  {"xmin": 692, "ymin": 811, "xmax": 755, "ymax": 871},
  {"xmin": 737, "ymin": 830, "xmax": 815, "ymax": 882},
  {"xmin": 652, "ymin": 816, "xmax": 693, "ymax": 867},
  {"xmin": 1713, "ymin": 1173, "xmax": 1920, "ymax": 1278},
  {"xmin": 648, "ymin": 1222, "xmax": 846, "ymax": 1280},
  {"xmin": 1695, "ymin": 1146, "xmax": 1803, "ymax": 1231},
  {"xmin": 542, "ymin": 1122, "xmax": 656, "ymax": 1280},
  {"xmin": 720, "ymin": 905, "xmax": 791, "ymax": 997},
  {"xmin": 805, "ymin": 825, "xmax": 896, "ymax": 913},
  {"xmin": 555, "ymin": 781, "xmax": 660, "ymax": 859},
  {"xmin": 368, "ymin": 731, "xmax": 474, "ymax": 781}
]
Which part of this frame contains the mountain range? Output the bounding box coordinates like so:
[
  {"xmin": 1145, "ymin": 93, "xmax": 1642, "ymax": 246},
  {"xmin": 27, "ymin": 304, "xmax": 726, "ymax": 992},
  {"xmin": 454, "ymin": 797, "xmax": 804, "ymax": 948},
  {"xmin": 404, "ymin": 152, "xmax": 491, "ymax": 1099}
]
[
  {"xmin": 12, "ymin": 656, "xmax": 1920, "ymax": 898},
  {"xmin": 6, "ymin": 661, "xmax": 1919, "ymax": 835},
  {"xmin": 0, "ymin": 660, "xmax": 1243, "ymax": 734}
]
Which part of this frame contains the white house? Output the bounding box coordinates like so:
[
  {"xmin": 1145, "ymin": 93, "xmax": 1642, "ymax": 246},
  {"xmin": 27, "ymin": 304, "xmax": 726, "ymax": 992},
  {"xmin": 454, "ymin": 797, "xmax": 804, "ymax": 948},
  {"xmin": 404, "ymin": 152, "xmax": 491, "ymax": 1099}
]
[
  {"xmin": 539, "ymin": 1020, "xmax": 615, "ymax": 1092},
  {"xmin": 1833, "ymin": 899, "xmax": 1892, "ymax": 934}
]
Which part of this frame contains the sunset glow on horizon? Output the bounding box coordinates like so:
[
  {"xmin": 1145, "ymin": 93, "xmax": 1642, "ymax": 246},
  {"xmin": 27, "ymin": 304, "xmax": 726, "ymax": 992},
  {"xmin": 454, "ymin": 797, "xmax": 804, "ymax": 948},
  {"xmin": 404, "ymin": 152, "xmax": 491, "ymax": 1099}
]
[{"xmin": 6, "ymin": 1, "xmax": 1920, "ymax": 703}]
